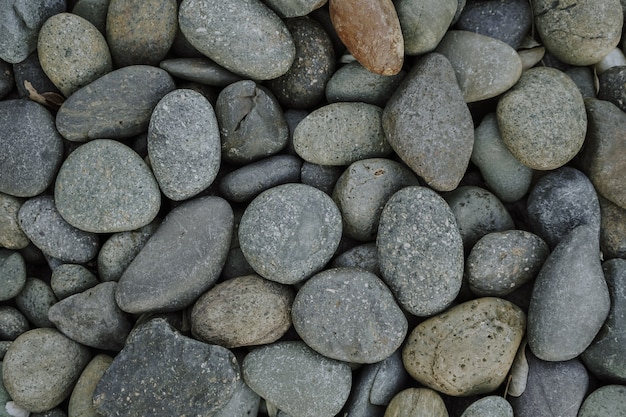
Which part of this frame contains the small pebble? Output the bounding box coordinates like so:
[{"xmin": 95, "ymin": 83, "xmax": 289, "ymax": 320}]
[
  {"xmin": 264, "ymin": 0, "xmax": 326, "ymax": 17},
  {"xmin": 330, "ymin": 242, "xmax": 380, "ymax": 276},
  {"xmin": 0, "ymin": 306, "xmax": 30, "ymax": 340},
  {"xmin": 71, "ymin": 0, "xmax": 109, "ymax": 34},
  {"xmin": 300, "ymin": 162, "xmax": 344, "ymax": 195},
  {"xmin": 395, "ymin": 0, "xmax": 457, "ymax": 55},
  {"xmin": 460, "ymin": 396, "xmax": 513, "ymax": 417},
  {"xmin": 0, "ymin": 194, "xmax": 29, "ymax": 250},
  {"xmin": 325, "ymin": 62, "xmax": 405, "ymax": 107},
  {"xmin": 15, "ymin": 278, "xmax": 57, "ymax": 328},
  {"xmin": 384, "ymin": 388, "xmax": 448, "ymax": 417},
  {"xmin": 599, "ymin": 196, "xmax": 626, "ymax": 259},
  {"xmin": 598, "ymin": 65, "xmax": 626, "ymax": 111},
  {"xmin": 159, "ymin": 58, "xmax": 241, "ymax": 87},
  {"xmin": 0, "ymin": 250, "xmax": 26, "ymax": 301},
  {"xmin": 12, "ymin": 51, "xmax": 61, "ymax": 98},
  {"xmin": 68, "ymin": 354, "xmax": 113, "ymax": 417},
  {"xmin": 565, "ymin": 66, "xmax": 597, "ymax": 98},
  {"xmin": 213, "ymin": 376, "xmax": 261, "ymax": 417},
  {"xmin": 50, "ymin": 263, "xmax": 99, "ymax": 299}
]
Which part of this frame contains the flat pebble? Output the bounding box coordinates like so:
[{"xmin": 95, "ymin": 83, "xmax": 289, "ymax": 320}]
[
  {"xmin": 68, "ymin": 354, "xmax": 113, "ymax": 417},
  {"xmin": 599, "ymin": 196, "xmax": 626, "ymax": 259},
  {"xmin": 15, "ymin": 278, "xmax": 57, "ymax": 328},
  {"xmin": 159, "ymin": 58, "xmax": 241, "ymax": 87},
  {"xmin": 377, "ymin": 186, "xmax": 463, "ymax": 316},
  {"xmin": 50, "ymin": 264, "xmax": 98, "ymax": 300},
  {"xmin": 93, "ymin": 319, "xmax": 240, "ymax": 417},
  {"xmin": 300, "ymin": 162, "xmax": 344, "ymax": 195},
  {"xmin": 330, "ymin": 242, "xmax": 380, "ymax": 276},
  {"xmin": 55, "ymin": 139, "xmax": 161, "ymax": 233},
  {"xmin": 0, "ymin": 194, "xmax": 29, "ymax": 250},
  {"xmin": 460, "ymin": 396, "xmax": 513, "ymax": 417},
  {"xmin": 2, "ymin": 328, "xmax": 90, "ymax": 413},
  {"xmin": 0, "ymin": 306, "xmax": 30, "ymax": 340},
  {"xmin": 578, "ymin": 385, "xmax": 626, "ymax": 416},
  {"xmin": 243, "ymin": 341, "xmax": 352, "ymax": 417},
  {"xmin": 239, "ymin": 183, "xmax": 342, "ymax": 284},
  {"xmin": 264, "ymin": 0, "xmax": 326, "ymax": 17},
  {"xmin": 384, "ymin": 388, "xmax": 448, "ymax": 417},
  {"xmin": 71, "ymin": 0, "xmax": 109, "ymax": 33},
  {"xmin": 0, "ymin": 250, "xmax": 26, "ymax": 301},
  {"xmin": 396, "ymin": 0, "xmax": 457, "ymax": 55}
]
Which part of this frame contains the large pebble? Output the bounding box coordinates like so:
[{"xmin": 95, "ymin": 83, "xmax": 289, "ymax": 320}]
[
  {"xmin": 55, "ymin": 65, "xmax": 175, "ymax": 141},
  {"xmin": 243, "ymin": 341, "xmax": 352, "ymax": 417},
  {"xmin": 384, "ymin": 388, "xmax": 448, "ymax": 417},
  {"xmin": 93, "ymin": 319, "xmax": 240, "ymax": 417},
  {"xmin": 377, "ymin": 186, "xmax": 463, "ymax": 316},
  {"xmin": 50, "ymin": 263, "xmax": 99, "ymax": 299},
  {"xmin": 395, "ymin": 0, "xmax": 457, "ymax": 55},
  {"xmin": 600, "ymin": 197, "xmax": 626, "ymax": 259},
  {"xmin": 116, "ymin": 196, "xmax": 232, "ymax": 314},
  {"xmin": 292, "ymin": 267, "xmax": 407, "ymax": 363},
  {"xmin": 239, "ymin": 184, "xmax": 342, "ymax": 284},
  {"xmin": 0, "ymin": 250, "xmax": 26, "ymax": 301},
  {"xmin": 460, "ymin": 396, "xmax": 513, "ymax": 417},
  {"xmin": 382, "ymin": 53, "xmax": 474, "ymax": 191},
  {"xmin": 68, "ymin": 354, "xmax": 113, "ymax": 417},
  {"xmin": 527, "ymin": 225, "xmax": 610, "ymax": 361},
  {"xmin": 0, "ymin": 100, "xmax": 64, "ymax": 197},
  {"xmin": 55, "ymin": 139, "xmax": 161, "ymax": 233},
  {"xmin": 15, "ymin": 278, "xmax": 56, "ymax": 328},
  {"xmin": 402, "ymin": 297, "xmax": 526, "ymax": 396},
  {"xmin": 159, "ymin": 58, "xmax": 241, "ymax": 87},
  {"xmin": 37, "ymin": 12, "xmax": 111, "ymax": 97},
  {"xmin": 497, "ymin": 67, "xmax": 587, "ymax": 170},
  {"xmin": 0, "ymin": 306, "xmax": 30, "ymax": 340},
  {"xmin": 456, "ymin": 0, "xmax": 531, "ymax": 48},
  {"xmin": 578, "ymin": 385, "xmax": 626, "ymax": 416},
  {"xmin": 2, "ymin": 328, "xmax": 90, "ymax": 413},
  {"xmin": 179, "ymin": 0, "xmax": 295, "ymax": 80},
  {"xmin": 0, "ymin": 194, "xmax": 29, "ymax": 249}
]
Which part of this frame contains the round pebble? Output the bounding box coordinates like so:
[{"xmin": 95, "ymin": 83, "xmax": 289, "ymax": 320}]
[
  {"xmin": 68, "ymin": 354, "xmax": 113, "ymax": 417},
  {"xmin": 159, "ymin": 58, "xmax": 241, "ymax": 87},
  {"xmin": 50, "ymin": 263, "xmax": 99, "ymax": 299},
  {"xmin": 0, "ymin": 193, "xmax": 29, "ymax": 249},
  {"xmin": 0, "ymin": 250, "xmax": 26, "ymax": 301},
  {"xmin": 599, "ymin": 196, "xmax": 626, "ymax": 259},
  {"xmin": 460, "ymin": 396, "xmax": 513, "ymax": 417},
  {"xmin": 15, "ymin": 278, "xmax": 57, "ymax": 328},
  {"xmin": 0, "ymin": 306, "xmax": 30, "ymax": 340},
  {"xmin": 578, "ymin": 385, "xmax": 626, "ymax": 416},
  {"xmin": 395, "ymin": 0, "xmax": 457, "ymax": 55},
  {"xmin": 384, "ymin": 388, "xmax": 448, "ymax": 417}
]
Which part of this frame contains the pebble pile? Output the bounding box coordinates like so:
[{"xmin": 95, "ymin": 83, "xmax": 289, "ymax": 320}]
[{"xmin": 0, "ymin": 0, "xmax": 625, "ymax": 416}]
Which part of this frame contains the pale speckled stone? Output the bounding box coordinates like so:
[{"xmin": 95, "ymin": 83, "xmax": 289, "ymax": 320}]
[
  {"xmin": 68, "ymin": 354, "xmax": 113, "ymax": 417},
  {"xmin": 0, "ymin": 194, "xmax": 29, "ymax": 250},
  {"xmin": 460, "ymin": 396, "xmax": 513, "ymax": 417},
  {"xmin": 578, "ymin": 385, "xmax": 626, "ymax": 417},
  {"xmin": 384, "ymin": 388, "xmax": 448, "ymax": 417}
]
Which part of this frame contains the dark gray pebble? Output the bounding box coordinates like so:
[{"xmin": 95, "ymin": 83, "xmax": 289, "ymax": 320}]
[
  {"xmin": 300, "ymin": 162, "xmax": 344, "ymax": 195},
  {"xmin": 330, "ymin": 242, "xmax": 380, "ymax": 276},
  {"xmin": 12, "ymin": 51, "xmax": 61, "ymax": 98},
  {"xmin": 0, "ymin": 59, "xmax": 12, "ymax": 98},
  {"xmin": 50, "ymin": 263, "xmax": 99, "ymax": 299},
  {"xmin": 159, "ymin": 58, "xmax": 241, "ymax": 87},
  {"xmin": 599, "ymin": 196, "xmax": 626, "ymax": 259},
  {"xmin": 15, "ymin": 278, "xmax": 57, "ymax": 328},
  {"xmin": 598, "ymin": 65, "xmax": 626, "ymax": 112}
]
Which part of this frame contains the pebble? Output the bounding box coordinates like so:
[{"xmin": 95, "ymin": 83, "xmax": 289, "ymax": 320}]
[
  {"xmin": 532, "ymin": 0, "xmax": 622, "ymax": 65},
  {"xmin": 395, "ymin": 0, "xmax": 456, "ymax": 55},
  {"xmin": 68, "ymin": 354, "xmax": 113, "ymax": 417},
  {"xmin": 330, "ymin": 242, "xmax": 380, "ymax": 276},
  {"xmin": 292, "ymin": 267, "xmax": 408, "ymax": 363},
  {"xmin": 31, "ymin": 409, "xmax": 66, "ymax": 417},
  {"xmin": 565, "ymin": 66, "xmax": 597, "ymax": 98},
  {"xmin": 436, "ymin": 30, "xmax": 522, "ymax": 102},
  {"xmin": 216, "ymin": 80, "xmax": 289, "ymax": 164},
  {"xmin": 0, "ymin": 100, "xmax": 64, "ymax": 197},
  {"xmin": 403, "ymin": 297, "xmax": 526, "ymax": 396},
  {"xmin": 598, "ymin": 66, "xmax": 626, "ymax": 111},
  {"xmin": 0, "ymin": 250, "xmax": 26, "ymax": 301},
  {"xmin": 0, "ymin": 306, "xmax": 30, "ymax": 340},
  {"xmin": 93, "ymin": 319, "xmax": 240, "ymax": 417},
  {"xmin": 17, "ymin": 195, "xmax": 99, "ymax": 263},
  {"xmin": 50, "ymin": 264, "xmax": 98, "ymax": 300},
  {"xmin": 497, "ymin": 67, "xmax": 587, "ymax": 170},
  {"xmin": 460, "ymin": 396, "xmax": 513, "ymax": 417},
  {"xmin": 377, "ymin": 186, "xmax": 463, "ymax": 316},
  {"xmin": 294, "ymin": 102, "xmax": 391, "ymax": 166},
  {"xmin": 384, "ymin": 388, "xmax": 448, "ymax": 417},
  {"xmin": 55, "ymin": 65, "xmax": 176, "ymax": 141},
  {"xmin": 527, "ymin": 225, "xmax": 610, "ymax": 361},
  {"xmin": 264, "ymin": 0, "xmax": 326, "ymax": 17},
  {"xmin": 159, "ymin": 58, "xmax": 241, "ymax": 87},
  {"xmin": 599, "ymin": 196, "xmax": 626, "ymax": 259},
  {"xmin": 178, "ymin": 0, "xmax": 295, "ymax": 80},
  {"xmin": 191, "ymin": 274, "xmax": 294, "ymax": 348},
  {"xmin": 106, "ymin": 0, "xmax": 177, "ymax": 67},
  {"xmin": 0, "ymin": 343, "xmax": 10, "ymax": 360},
  {"xmin": 2, "ymin": 328, "xmax": 91, "ymax": 413},
  {"xmin": 116, "ymin": 196, "xmax": 233, "ymax": 314},
  {"xmin": 221, "ymin": 247, "xmax": 256, "ymax": 280},
  {"xmin": 242, "ymin": 341, "xmax": 352, "ymax": 417},
  {"xmin": 15, "ymin": 278, "xmax": 57, "ymax": 328},
  {"xmin": 37, "ymin": 12, "xmax": 112, "ymax": 97},
  {"xmin": 238, "ymin": 183, "xmax": 342, "ymax": 284},
  {"xmin": 382, "ymin": 53, "xmax": 474, "ymax": 191},
  {"xmin": 0, "ymin": 59, "xmax": 13, "ymax": 99},
  {"xmin": 71, "ymin": 0, "xmax": 109, "ymax": 34},
  {"xmin": 12, "ymin": 51, "xmax": 61, "ymax": 98},
  {"xmin": 213, "ymin": 376, "xmax": 261, "ymax": 417},
  {"xmin": 54, "ymin": 139, "xmax": 161, "ymax": 233},
  {"xmin": 300, "ymin": 162, "xmax": 344, "ymax": 195},
  {"xmin": 578, "ymin": 385, "xmax": 626, "ymax": 416},
  {"xmin": 0, "ymin": 194, "xmax": 29, "ymax": 250},
  {"xmin": 0, "ymin": 374, "xmax": 10, "ymax": 416}
]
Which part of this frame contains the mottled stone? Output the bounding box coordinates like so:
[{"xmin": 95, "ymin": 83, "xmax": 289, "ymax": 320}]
[
  {"xmin": 0, "ymin": 250, "xmax": 26, "ymax": 301},
  {"xmin": 599, "ymin": 197, "xmax": 626, "ymax": 259},
  {"xmin": 159, "ymin": 58, "xmax": 241, "ymax": 87},
  {"xmin": 50, "ymin": 263, "xmax": 99, "ymax": 299},
  {"xmin": 0, "ymin": 194, "xmax": 28, "ymax": 250},
  {"xmin": 264, "ymin": 0, "xmax": 326, "ymax": 17},
  {"xmin": 0, "ymin": 306, "xmax": 30, "ymax": 340},
  {"xmin": 330, "ymin": 242, "xmax": 380, "ymax": 276},
  {"xmin": 396, "ymin": 0, "xmax": 457, "ymax": 55},
  {"xmin": 578, "ymin": 385, "xmax": 626, "ymax": 416},
  {"xmin": 460, "ymin": 396, "xmax": 513, "ymax": 417},
  {"xmin": 300, "ymin": 162, "xmax": 344, "ymax": 195},
  {"xmin": 15, "ymin": 278, "xmax": 57, "ymax": 328},
  {"xmin": 384, "ymin": 388, "xmax": 448, "ymax": 417},
  {"xmin": 598, "ymin": 65, "xmax": 626, "ymax": 112},
  {"xmin": 71, "ymin": 0, "xmax": 110, "ymax": 34},
  {"xmin": 68, "ymin": 354, "xmax": 113, "ymax": 417}
]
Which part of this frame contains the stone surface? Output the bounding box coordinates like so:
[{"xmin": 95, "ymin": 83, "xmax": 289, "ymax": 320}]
[
  {"xmin": 159, "ymin": 58, "xmax": 241, "ymax": 87},
  {"xmin": 243, "ymin": 341, "xmax": 352, "ymax": 417},
  {"xmin": 2, "ymin": 328, "xmax": 90, "ymax": 413},
  {"xmin": 12, "ymin": 51, "xmax": 60, "ymax": 98},
  {"xmin": 264, "ymin": 0, "xmax": 326, "ymax": 17},
  {"xmin": 93, "ymin": 319, "xmax": 240, "ymax": 417},
  {"xmin": 566, "ymin": 65, "xmax": 597, "ymax": 98},
  {"xmin": 116, "ymin": 196, "xmax": 233, "ymax": 314},
  {"xmin": 14, "ymin": 278, "xmax": 57, "ymax": 328},
  {"xmin": 460, "ymin": 396, "xmax": 513, "ymax": 417},
  {"xmin": 68, "ymin": 354, "xmax": 113, "ymax": 417},
  {"xmin": 0, "ymin": 194, "xmax": 29, "ymax": 250},
  {"xmin": 402, "ymin": 297, "xmax": 526, "ymax": 396},
  {"xmin": 0, "ymin": 58, "xmax": 13, "ymax": 99},
  {"xmin": 599, "ymin": 196, "xmax": 626, "ymax": 259},
  {"xmin": 71, "ymin": 0, "xmax": 110, "ymax": 34},
  {"xmin": 50, "ymin": 263, "xmax": 99, "ymax": 299},
  {"xmin": 0, "ymin": 250, "xmax": 26, "ymax": 301},
  {"xmin": 330, "ymin": 242, "xmax": 380, "ymax": 276},
  {"xmin": 0, "ymin": 306, "xmax": 30, "ymax": 340},
  {"xmin": 213, "ymin": 376, "xmax": 260, "ymax": 417},
  {"xmin": 300, "ymin": 162, "xmax": 344, "ymax": 195},
  {"xmin": 497, "ymin": 67, "xmax": 587, "ymax": 170},
  {"xmin": 598, "ymin": 65, "xmax": 626, "ymax": 112},
  {"xmin": 382, "ymin": 53, "xmax": 474, "ymax": 191},
  {"xmin": 578, "ymin": 385, "xmax": 626, "ymax": 416},
  {"xmin": 396, "ymin": 0, "xmax": 457, "ymax": 55},
  {"xmin": 384, "ymin": 388, "xmax": 448, "ymax": 417}
]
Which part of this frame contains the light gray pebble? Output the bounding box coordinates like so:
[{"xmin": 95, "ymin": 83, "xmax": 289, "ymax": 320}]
[
  {"xmin": 50, "ymin": 264, "xmax": 98, "ymax": 300},
  {"xmin": 159, "ymin": 58, "xmax": 241, "ymax": 87},
  {"xmin": 395, "ymin": 0, "xmax": 457, "ymax": 55},
  {"xmin": 15, "ymin": 278, "xmax": 57, "ymax": 328},
  {"xmin": 460, "ymin": 396, "xmax": 513, "ymax": 417},
  {"xmin": 0, "ymin": 193, "xmax": 29, "ymax": 249},
  {"xmin": 300, "ymin": 162, "xmax": 344, "ymax": 195},
  {"xmin": 578, "ymin": 385, "xmax": 626, "ymax": 416},
  {"xmin": 0, "ymin": 306, "xmax": 30, "ymax": 340},
  {"xmin": 370, "ymin": 349, "xmax": 412, "ymax": 406},
  {"xmin": 330, "ymin": 242, "xmax": 380, "ymax": 276},
  {"xmin": 0, "ymin": 250, "xmax": 26, "ymax": 301}
]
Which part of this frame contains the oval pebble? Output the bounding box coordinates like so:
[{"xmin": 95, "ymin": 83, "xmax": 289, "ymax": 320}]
[
  {"xmin": 0, "ymin": 306, "xmax": 30, "ymax": 340},
  {"xmin": 15, "ymin": 278, "xmax": 57, "ymax": 328},
  {"xmin": 384, "ymin": 388, "xmax": 448, "ymax": 417},
  {"xmin": 578, "ymin": 385, "xmax": 626, "ymax": 416},
  {"xmin": 0, "ymin": 250, "xmax": 26, "ymax": 301},
  {"xmin": 0, "ymin": 194, "xmax": 29, "ymax": 250},
  {"xmin": 68, "ymin": 354, "xmax": 113, "ymax": 417},
  {"xmin": 50, "ymin": 263, "xmax": 99, "ymax": 299},
  {"xmin": 395, "ymin": 0, "xmax": 457, "ymax": 55},
  {"xmin": 460, "ymin": 396, "xmax": 513, "ymax": 417},
  {"xmin": 159, "ymin": 58, "xmax": 241, "ymax": 87}
]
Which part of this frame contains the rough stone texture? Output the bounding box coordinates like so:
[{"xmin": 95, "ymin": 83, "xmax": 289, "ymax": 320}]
[
  {"xmin": 2, "ymin": 328, "xmax": 90, "ymax": 413},
  {"xmin": 68, "ymin": 354, "xmax": 113, "ymax": 417},
  {"xmin": 395, "ymin": 0, "xmax": 457, "ymax": 55},
  {"xmin": 384, "ymin": 388, "xmax": 448, "ymax": 417},
  {"xmin": 14, "ymin": 278, "xmax": 57, "ymax": 328},
  {"xmin": 0, "ymin": 250, "xmax": 26, "ymax": 301},
  {"xmin": 599, "ymin": 196, "xmax": 626, "ymax": 259},
  {"xmin": 497, "ymin": 67, "xmax": 587, "ymax": 170},
  {"xmin": 300, "ymin": 162, "xmax": 344, "ymax": 195},
  {"xmin": 213, "ymin": 376, "xmax": 260, "ymax": 417},
  {"xmin": 93, "ymin": 319, "xmax": 240, "ymax": 417},
  {"xmin": 402, "ymin": 297, "xmax": 526, "ymax": 396},
  {"xmin": 0, "ymin": 194, "xmax": 29, "ymax": 249},
  {"xmin": 55, "ymin": 65, "xmax": 176, "ymax": 141},
  {"xmin": 0, "ymin": 306, "xmax": 30, "ymax": 340},
  {"xmin": 578, "ymin": 385, "xmax": 626, "ymax": 416},
  {"xmin": 179, "ymin": 0, "xmax": 295, "ymax": 80},
  {"xmin": 527, "ymin": 225, "xmax": 610, "ymax": 361},
  {"xmin": 50, "ymin": 263, "xmax": 99, "ymax": 300},
  {"xmin": 239, "ymin": 184, "xmax": 342, "ymax": 284},
  {"xmin": 460, "ymin": 396, "xmax": 513, "ymax": 417},
  {"xmin": 292, "ymin": 267, "xmax": 408, "ymax": 363},
  {"xmin": 0, "ymin": 100, "xmax": 64, "ymax": 197},
  {"xmin": 382, "ymin": 53, "xmax": 474, "ymax": 191},
  {"xmin": 191, "ymin": 274, "xmax": 294, "ymax": 348},
  {"xmin": 159, "ymin": 58, "xmax": 241, "ymax": 87},
  {"xmin": 116, "ymin": 196, "xmax": 233, "ymax": 314},
  {"xmin": 242, "ymin": 341, "xmax": 352, "ymax": 417},
  {"xmin": 598, "ymin": 65, "xmax": 626, "ymax": 112},
  {"xmin": 532, "ymin": 0, "xmax": 622, "ymax": 65},
  {"xmin": 330, "ymin": 242, "xmax": 380, "ymax": 276},
  {"xmin": 71, "ymin": 0, "xmax": 110, "ymax": 34},
  {"xmin": 377, "ymin": 186, "xmax": 463, "ymax": 316},
  {"xmin": 264, "ymin": 0, "xmax": 326, "ymax": 17}
]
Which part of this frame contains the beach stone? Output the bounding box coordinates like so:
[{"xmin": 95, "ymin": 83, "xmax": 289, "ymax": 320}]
[
  {"xmin": 221, "ymin": 247, "xmax": 256, "ymax": 281},
  {"xmin": 497, "ymin": 67, "xmax": 587, "ymax": 170},
  {"xmin": 55, "ymin": 139, "xmax": 161, "ymax": 233},
  {"xmin": 460, "ymin": 396, "xmax": 513, "ymax": 417},
  {"xmin": 384, "ymin": 388, "xmax": 448, "ymax": 417},
  {"xmin": 2, "ymin": 328, "xmax": 90, "ymax": 413},
  {"xmin": 50, "ymin": 264, "xmax": 98, "ymax": 300},
  {"xmin": 300, "ymin": 162, "xmax": 344, "ymax": 195},
  {"xmin": 0, "ymin": 0, "xmax": 66, "ymax": 64},
  {"xmin": 239, "ymin": 184, "xmax": 342, "ymax": 285},
  {"xmin": 264, "ymin": 0, "xmax": 326, "ymax": 17},
  {"xmin": 403, "ymin": 297, "xmax": 526, "ymax": 396},
  {"xmin": 292, "ymin": 267, "xmax": 408, "ymax": 363},
  {"xmin": 527, "ymin": 167, "xmax": 601, "ymax": 248},
  {"xmin": 436, "ymin": 30, "xmax": 522, "ymax": 102},
  {"xmin": 159, "ymin": 58, "xmax": 241, "ymax": 87},
  {"xmin": 93, "ymin": 319, "xmax": 240, "ymax": 417},
  {"xmin": 382, "ymin": 53, "xmax": 474, "ymax": 191},
  {"xmin": 71, "ymin": 0, "xmax": 109, "ymax": 34},
  {"xmin": 294, "ymin": 102, "xmax": 391, "ymax": 166},
  {"xmin": 219, "ymin": 155, "xmax": 302, "ymax": 203},
  {"xmin": 578, "ymin": 385, "xmax": 626, "ymax": 416},
  {"xmin": 106, "ymin": 0, "xmax": 177, "ymax": 67},
  {"xmin": 467, "ymin": 231, "xmax": 549, "ymax": 297},
  {"xmin": 528, "ymin": 225, "xmax": 610, "ymax": 361},
  {"xmin": 395, "ymin": 0, "xmax": 457, "ymax": 55},
  {"xmin": 179, "ymin": 0, "xmax": 295, "ymax": 80},
  {"xmin": 377, "ymin": 186, "xmax": 463, "ymax": 316},
  {"xmin": 216, "ymin": 80, "xmax": 288, "ymax": 164},
  {"xmin": 116, "ymin": 196, "xmax": 233, "ymax": 314},
  {"xmin": 456, "ymin": 0, "xmax": 531, "ymax": 48},
  {"xmin": 68, "ymin": 354, "xmax": 113, "ymax": 417},
  {"xmin": 12, "ymin": 51, "xmax": 60, "ymax": 98},
  {"xmin": 213, "ymin": 376, "xmax": 260, "ymax": 417},
  {"xmin": 0, "ymin": 250, "xmax": 26, "ymax": 301},
  {"xmin": 191, "ymin": 274, "xmax": 294, "ymax": 348},
  {"xmin": 243, "ymin": 341, "xmax": 352, "ymax": 417},
  {"xmin": 471, "ymin": 113, "xmax": 533, "ymax": 202},
  {"xmin": 565, "ymin": 66, "xmax": 597, "ymax": 98},
  {"xmin": 532, "ymin": 0, "xmax": 622, "ymax": 65},
  {"xmin": 268, "ymin": 17, "xmax": 335, "ymax": 109},
  {"xmin": 598, "ymin": 66, "xmax": 626, "ymax": 112},
  {"xmin": 15, "ymin": 278, "xmax": 56, "ymax": 328},
  {"xmin": 0, "ymin": 59, "xmax": 12, "ymax": 98},
  {"xmin": 580, "ymin": 98, "xmax": 626, "ymax": 209},
  {"xmin": 0, "ymin": 100, "xmax": 64, "ymax": 197},
  {"xmin": 38, "ymin": 13, "xmax": 111, "ymax": 97},
  {"xmin": 55, "ymin": 65, "xmax": 175, "ymax": 141},
  {"xmin": 330, "ymin": 242, "xmax": 380, "ymax": 276},
  {"xmin": 0, "ymin": 307, "xmax": 30, "ymax": 340},
  {"xmin": 600, "ymin": 197, "xmax": 626, "ymax": 259},
  {"xmin": 0, "ymin": 194, "xmax": 29, "ymax": 250}
]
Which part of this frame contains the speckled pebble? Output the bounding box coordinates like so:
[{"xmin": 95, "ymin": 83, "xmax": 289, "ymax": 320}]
[
  {"xmin": 599, "ymin": 196, "xmax": 626, "ymax": 259},
  {"xmin": 159, "ymin": 58, "xmax": 241, "ymax": 87},
  {"xmin": 300, "ymin": 162, "xmax": 344, "ymax": 195},
  {"xmin": 330, "ymin": 242, "xmax": 380, "ymax": 276},
  {"xmin": 0, "ymin": 250, "xmax": 26, "ymax": 301},
  {"xmin": 460, "ymin": 396, "xmax": 513, "ymax": 417},
  {"xmin": 598, "ymin": 65, "xmax": 626, "ymax": 111},
  {"xmin": 384, "ymin": 388, "xmax": 448, "ymax": 417},
  {"xmin": 50, "ymin": 263, "xmax": 99, "ymax": 299},
  {"xmin": 15, "ymin": 278, "xmax": 57, "ymax": 328},
  {"xmin": 68, "ymin": 354, "xmax": 113, "ymax": 417},
  {"xmin": 0, "ymin": 306, "xmax": 30, "ymax": 340},
  {"xmin": 0, "ymin": 194, "xmax": 29, "ymax": 250},
  {"xmin": 264, "ymin": 0, "xmax": 326, "ymax": 17},
  {"xmin": 578, "ymin": 385, "xmax": 626, "ymax": 416},
  {"xmin": 395, "ymin": 0, "xmax": 457, "ymax": 55}
]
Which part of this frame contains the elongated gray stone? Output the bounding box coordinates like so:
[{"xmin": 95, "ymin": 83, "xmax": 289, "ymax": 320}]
[
  {"xmin": 159, "ymin": 58, "xmax": 241, "ymax": 87},
  {"xmin": 15, "ymin": 278, "xmax": 57, "ymax": 328},
  {"xmin": 0, "ymin": 250, "xmax": 26, "ymax": 301}
]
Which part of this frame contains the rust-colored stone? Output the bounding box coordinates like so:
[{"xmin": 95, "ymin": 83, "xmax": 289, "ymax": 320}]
[{"xmin": 330, "ymin": 0, "xmax": 404, "ymax": 75}]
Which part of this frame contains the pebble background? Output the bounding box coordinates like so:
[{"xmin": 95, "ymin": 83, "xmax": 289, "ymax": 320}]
[{"xmin": 0, "ymin": 0, "xmax": 625, "ymax": 416}]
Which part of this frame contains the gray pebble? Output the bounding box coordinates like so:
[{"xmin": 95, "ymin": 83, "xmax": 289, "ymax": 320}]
[
  {"xmin": 460, "ymin": 396, "xmax": 513, "ymax": 417},
  {"xmin": 31, "ymin": 409, "xmax": 67, "ymax": 417},
  {"xmin": 395, "ymin": 0, "xmax": 457, "ymax": 55},
  {"xmin": 565, "ymin": 66, "xmax": 597, "ymax": 98},
  {"xmin": 0, "ymin": 250, "xmax": 26, "ymax": 301},
  {"xmin": 384, "ymin": 388, "xmax": 448, "ymax": 417},
  {"xmin": 0, "ymin": 193, "xmax": 29, "ymax": 249},
  {"xmin": 15, "ymin": 278, "xmax": 57, "ymax": 328},
  {"xmin": 159, "ymin": 58, "xmax": 241, "ymax": 87},
  {"xmin": 0, "ymin": 306, "xmax": 30, "ymax": 340},
  {"xmin": 264, "ymin": 0, "xmax": 326, "ymax": 17},
  {"xmin": 370, "ymin": 349, "xmax": 412, "ymax": 406},
  {"xmin": 283, "ymin": 108, "xmax": 308, "ymax": 155},
  {"xmin": 599, "ymin": 196, "xmax": 626, "ymax": 259},
  {"xmin": 12, "ymin": 51, "xmax": 61, "ymax": 98},
  {"xmin": 598, "ymin": 66, "xmax": 626, "ymax": 112},
  {"xmin": 50, "ymin": 263, "xmax": 99, "ymax": 299},
  {"xmin": 221, "ymin": 247, "xmax": 256, "ymax": 280},
  {"xmin": 330, "ymin": 242, "xmax": 380, "ymax": 276},
  {"xmin": 68, "ymin": 354, "xmax": 113, "ymax": 417},
  {"xmin": 300, "ymin": 162, "xmax": 344, "ymax": 195},
  {"xmin": 213, "ymin": 376, "xmax": 261, "ymax": 417},
  {"xmin": 71, "ymin": 0, "xmax": 110, "ymax": 34},
  {"xmin": 0, "ymin": 59, "xmax": 12, "ymax": 99},
  {"xmin": 0, "ymin": 342, "xmax": 9, "ymax": 360},
  {"xmin": 327, "ymin": 62, "xmax": 405, "ymax": 108},
  {"xmin": 578, "ymin": 385, "xmax": 626, "ymax": 416}
]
